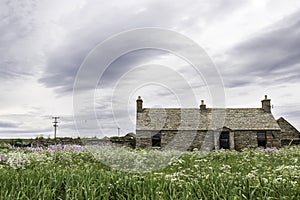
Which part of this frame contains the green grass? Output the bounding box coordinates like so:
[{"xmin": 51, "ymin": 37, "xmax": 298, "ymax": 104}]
[{"xmin": 0, "ymin": 146, "xmax": 300, "ymax": 199}]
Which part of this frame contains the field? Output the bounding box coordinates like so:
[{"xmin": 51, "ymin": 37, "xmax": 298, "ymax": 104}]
[{"xmin": 0, "ymin": 145, "xmax": 300, "ymax": 199}]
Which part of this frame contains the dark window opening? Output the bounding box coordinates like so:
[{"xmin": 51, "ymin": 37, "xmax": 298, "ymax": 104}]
[
  {"xmin": 219, "ymin": 132, "xmax": 230, "ymax": 149},
  {"xmin": 152, "ymin": 132, "xmax": 161, "ymax": 147},
  {"xmin": 257, "ymin": 132, "xmax": 266, "ymax": 147}
]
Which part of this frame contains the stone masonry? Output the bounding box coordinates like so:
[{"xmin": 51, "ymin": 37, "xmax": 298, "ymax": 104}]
[{"xmin": 136, "ymin": 95, "xmax": 298, "ymax": 151}]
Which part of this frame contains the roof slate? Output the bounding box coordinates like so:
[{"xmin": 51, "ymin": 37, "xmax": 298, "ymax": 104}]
[{"xmin": 137, "ymin": 108, "xmax": 281, "ymax": 131}]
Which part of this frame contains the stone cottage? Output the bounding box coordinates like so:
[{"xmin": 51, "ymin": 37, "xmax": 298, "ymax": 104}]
[{"xmin": 135, "ymin": 95, "xmax": 299, "ymax": 151}]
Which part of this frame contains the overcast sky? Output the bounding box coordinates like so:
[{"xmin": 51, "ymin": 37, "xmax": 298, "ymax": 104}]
[{"xmin": 1, "ymin": 0, "xmax": 300, "ymax": 138}]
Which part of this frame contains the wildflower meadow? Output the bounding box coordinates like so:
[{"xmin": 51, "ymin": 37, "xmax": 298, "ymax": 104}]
[{"xmin": 0, "ymin": 144, "xmax": 299, "ymax": 199}]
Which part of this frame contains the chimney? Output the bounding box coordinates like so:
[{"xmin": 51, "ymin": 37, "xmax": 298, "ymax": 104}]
[
  {"xmin": 200, "ymin": 100, "xmax": 207, "ymax": 112},
  {"xmin": 261, "ymin": 95, "xmax": 271, "ymax": 113},
  {"xmin": 136, "ymin": 96, "xmax": 143, "ymax": 113}
]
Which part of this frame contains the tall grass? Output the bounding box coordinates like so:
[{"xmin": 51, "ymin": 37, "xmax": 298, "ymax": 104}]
[{"xmin": 0, "ymin": 146, "xmax": 299, "ymax": 199}]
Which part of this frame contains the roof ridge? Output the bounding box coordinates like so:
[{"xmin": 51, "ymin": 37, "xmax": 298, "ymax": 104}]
[{"xmin": 143, "ymin": 107, "xmax": 263, "ymax": 109}]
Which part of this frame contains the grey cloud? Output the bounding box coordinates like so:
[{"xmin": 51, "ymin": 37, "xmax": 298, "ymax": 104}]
[
  {"xmin": 224, "ymin": 79, "xmax": 251, "ymax": 88},
  {"xmin": 0, "ymin": 0, "xmax": 42, "ymax": 80},
  {"xmin": 219, "ymin": 10, "xmax": 300, "ymax": 88},
  {"xmin": 0, "ymin": 121, "xmax": 20, "ymax": 128},
  {"xmin": 6, "ymin": 0, "xmax": 298, "ymax": 137},
  {"xmin": 98, "ymin": 50, "xmax": 167, "ymax": 87},
  {"xmin": 277, "ymin": 109, "xmax": 300, "ymax": 131},
  {"xmin": 38, "ymin": 0, "xmax": 246, "ymax": 95},
  {"xmin": 0, "ymin": 127, "xmax": 53, "ymax": 139},
  {"xmin": 0, "ymin": 127, "xmax": 52, "ymax": 134},
  {"xmin": 277, "ymin": 104, "xmax": 300, "ymax": 117}
]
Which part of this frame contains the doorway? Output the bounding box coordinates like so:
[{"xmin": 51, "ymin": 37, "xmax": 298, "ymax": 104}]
[
  {"xmin": 219, "ymin": 132, "xmax": 230, "ymax": 149},
  {"xmin": 152, "ymin": 132, "xmax": 161, "ymax": 147}
]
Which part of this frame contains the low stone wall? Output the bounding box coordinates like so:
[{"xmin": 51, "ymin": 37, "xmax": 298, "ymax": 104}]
[
  {"xmin": 32, "ymin": 138, "xmax": 83, "ymax": 147},
  {"xmin": 0, "ymin": 138, "xmax": 134, "ymax": 148}
]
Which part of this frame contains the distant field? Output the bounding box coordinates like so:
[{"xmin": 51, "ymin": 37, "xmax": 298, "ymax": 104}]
[{"xmin": 0, "ymin": 145, "xmax": 299, "ymax": 199}]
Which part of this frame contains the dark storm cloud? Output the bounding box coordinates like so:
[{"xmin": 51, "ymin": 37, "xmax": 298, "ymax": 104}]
[
  {"xmin": 38, "ymin": 0, "xmax": 246, "ymax": 95},
  {"xmin": 98, "ymin": 50, "xmax": 168, "ymax": 87},
  {"xmin": 220, "ymin": 10, "xmax": 300, "ymax": 88}
]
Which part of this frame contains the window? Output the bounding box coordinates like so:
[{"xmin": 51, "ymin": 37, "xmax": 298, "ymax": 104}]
[
  {"xmin": 152, "ymin": 132, "xmax": 161, "ymax": 147},
  {"xmin": 257, "ymin": 132, "xmax": 266, "ymax": 147}
]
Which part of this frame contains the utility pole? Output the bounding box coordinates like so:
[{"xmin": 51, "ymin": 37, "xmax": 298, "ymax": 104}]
[
  {"xmin": 52, "ymin": 117, "xmax": 60, "ymax": 139},
  {"xmin": 118, "ymin": 127, "xmax": 120, "ymax": 137}
]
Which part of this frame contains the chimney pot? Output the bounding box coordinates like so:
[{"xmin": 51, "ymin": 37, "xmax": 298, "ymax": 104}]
[
  {"xmin": 136, "ymin": 96, "xmax": 143, "ymax": 113},
  {"xmin": 200, "ymin": 100, "xmax": 207, "ymax": 111}
]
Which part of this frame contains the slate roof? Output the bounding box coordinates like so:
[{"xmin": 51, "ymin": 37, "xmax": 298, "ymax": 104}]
[
  {"xmin": 277, "ymin": 117, "xmax": 300, "ymax": 134},
  {"xmin": 136, "ymin": 108, "xmax": 281, "ymax": 131}
]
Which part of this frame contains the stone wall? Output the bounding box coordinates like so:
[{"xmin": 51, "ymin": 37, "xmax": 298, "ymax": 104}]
[
  {"xmin": 266, "ymin": 130, "xmax": 281, "ymax": 148},
  {"xmin": 5, "ymin": 138, "xmax": 124, "ymax": 148},
  {"xmin": 233, "ymin": 131, "xmax": 257, "ymax": 150},
  {"xmin": 192, "ymin": 131, "xmax": 214, "ymax": 151},
  {"xmin": 234, "ymin": 130, "xmax": 281, "ymax": 150},
  {"xmin": 32, "ymin": 138, "xmax": 83, "ymax": 147},
  {"xmin": 190, "ymin": 131, "xmax": 214, "ymax": 151},
  {"xmin": 136, "ymin": 129, "xmax": 282, "ymax": 151},
  {"xmin": 161, "ymin": 131, "xmax": 176, "ymax": 147},
  {"xmin": 136, "ymin": 130, "xmax": 214, "ymax": 151},
  {"xmin": 277, "ymin": 117, "xmax": 300, "ymax": 146},
  {"xmin": 136, "ymin": 130, "xmax": 152, "ymax": 148},
  {"xmin": 161, "ymin": 130, "xmax": 208, "ymax": 151}
]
